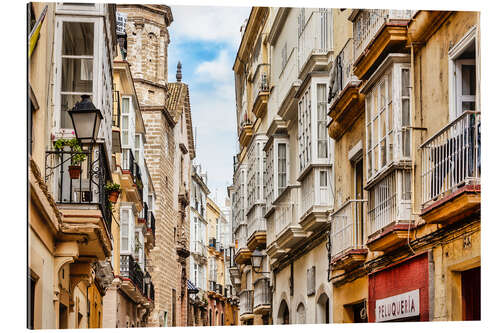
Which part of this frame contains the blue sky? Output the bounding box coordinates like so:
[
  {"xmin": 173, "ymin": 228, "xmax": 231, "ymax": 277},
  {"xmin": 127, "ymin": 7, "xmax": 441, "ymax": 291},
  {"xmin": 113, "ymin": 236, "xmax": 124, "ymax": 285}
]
[{"xmin": 167, "ymin": 5, "xmax": 251, "ymax": 207}]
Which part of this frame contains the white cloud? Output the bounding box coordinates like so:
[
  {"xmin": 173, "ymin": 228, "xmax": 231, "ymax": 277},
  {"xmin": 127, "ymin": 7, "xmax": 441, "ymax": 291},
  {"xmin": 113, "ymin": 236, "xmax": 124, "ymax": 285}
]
[
  {"xmin": 194, "ymin": 50, "xmax": 233, "ymax": 83},
  {"xmin": 170, "ymin": 6, "xmax": 250, "ymax": 49}
]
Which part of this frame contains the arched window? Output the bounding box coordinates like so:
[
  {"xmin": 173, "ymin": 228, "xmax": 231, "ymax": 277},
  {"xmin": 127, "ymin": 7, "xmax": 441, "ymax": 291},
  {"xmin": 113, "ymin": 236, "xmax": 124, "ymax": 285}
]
[
  {"xmin": 316, "ymin": 293, "xmax": 330, "ymax": 323},
  {"xmin": 296, "ymin": 302, "xmax": 306, "ymax": 324},
  {"xmin": 278, "ymin": 300, "xmax": 290, "ymax": 325},
  {"xmin": 209, "ymin": 309, "xmax": 212, "ymax": 326}
]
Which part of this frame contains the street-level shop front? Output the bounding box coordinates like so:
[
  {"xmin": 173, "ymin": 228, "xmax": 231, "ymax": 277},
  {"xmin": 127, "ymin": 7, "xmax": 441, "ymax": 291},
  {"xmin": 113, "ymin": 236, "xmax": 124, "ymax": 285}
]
[{"xmin": 368, "ymin": 253, "xmax": 429, "ymax": 322}]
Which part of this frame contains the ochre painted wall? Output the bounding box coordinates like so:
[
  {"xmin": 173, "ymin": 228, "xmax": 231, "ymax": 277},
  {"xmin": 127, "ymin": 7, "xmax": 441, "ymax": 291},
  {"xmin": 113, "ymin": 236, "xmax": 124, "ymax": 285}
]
[{"xmin": 332, "ymin": 276, "xmax": 368, "ymax": 323}]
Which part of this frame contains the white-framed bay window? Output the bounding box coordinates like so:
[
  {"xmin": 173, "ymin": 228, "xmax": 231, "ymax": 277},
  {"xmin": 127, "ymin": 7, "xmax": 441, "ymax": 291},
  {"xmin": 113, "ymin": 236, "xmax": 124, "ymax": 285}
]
[
  {"xmin": 120, "ymin": 204, "xmax": 134, "ymax": 254},
  {"xmin": 362, "ymin": 54, "xmax": 414, "ymax": 234},
  {"xmin": 135, "ymin": 229, "xmax": 145, "ymax": 270},
  {"xmin": 363, "ymin": 54, "xmax": 412, "ymax": 183},
  {"xmin": 121, "ymin": 96, "xmax": 135, "ymax": 148},
  {"xmin": 246, "ymin": 137, "xmax": 266, "ymax": 212},
  {"xmin": 298, "ymin": 79, "xmax": 331, "ymax": 175},
  {"xmin": 264, "ymin": 136, "xmax": 290, "ymax": 209},
  {"xmin": 300, "ymin": 167, "xmax": 332, "ymax": 217}
]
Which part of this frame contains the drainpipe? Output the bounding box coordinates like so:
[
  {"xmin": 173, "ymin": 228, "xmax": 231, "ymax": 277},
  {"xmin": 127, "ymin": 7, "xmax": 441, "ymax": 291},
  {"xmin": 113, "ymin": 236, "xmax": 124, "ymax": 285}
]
[
  {"xmin": 428, "ymin": 250, "xmax": 435, "ymax": 321},
  {"xmin": 87, "ymin": 284, "xmax": 90, "ymax": 328},
  {"xmin": 407, "ymin": 41, "xmax": 417, "ymax": 254}
]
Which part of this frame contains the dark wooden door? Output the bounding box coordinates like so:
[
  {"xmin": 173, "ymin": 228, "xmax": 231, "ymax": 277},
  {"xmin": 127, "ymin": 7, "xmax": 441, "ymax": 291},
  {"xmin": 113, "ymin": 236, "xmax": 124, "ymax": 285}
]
[{"xmin": 462, "ymin": 266, "xmax": 480, "ymax": 320}]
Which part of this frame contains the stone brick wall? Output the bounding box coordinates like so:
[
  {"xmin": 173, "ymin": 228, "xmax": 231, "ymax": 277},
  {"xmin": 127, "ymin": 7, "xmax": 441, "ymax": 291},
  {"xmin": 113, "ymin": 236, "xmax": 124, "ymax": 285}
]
[
  {"xmin": 117, "ymin": 4, "xmax": 178, "ymax": 327},
  {"xmin": 142, "ymin": 109, "xmax": 177, "ymax": 326}
]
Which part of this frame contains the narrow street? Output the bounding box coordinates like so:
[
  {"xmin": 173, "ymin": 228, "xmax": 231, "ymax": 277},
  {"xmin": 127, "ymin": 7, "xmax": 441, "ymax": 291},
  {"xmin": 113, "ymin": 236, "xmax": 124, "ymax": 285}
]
[{"xmin": 27, "ymin": 3, "xmax": 481, "ymax": 329}]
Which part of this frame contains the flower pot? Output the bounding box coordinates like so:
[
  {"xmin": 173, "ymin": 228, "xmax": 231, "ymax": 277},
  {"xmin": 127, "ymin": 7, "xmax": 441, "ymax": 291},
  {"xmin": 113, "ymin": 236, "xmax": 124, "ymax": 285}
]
[
  {"xmin": 108, "ymin": 190, "xmax": 120, "ymax": 204},
  {"xmin": 68, "ymin": 165, "xmax": 81, "ymax": 179}
]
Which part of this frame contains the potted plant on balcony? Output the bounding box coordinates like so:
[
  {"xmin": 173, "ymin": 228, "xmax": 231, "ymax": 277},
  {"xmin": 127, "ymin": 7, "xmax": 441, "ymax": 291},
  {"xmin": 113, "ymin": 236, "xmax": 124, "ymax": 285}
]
[
  {"xmin": 54, "ymin": 138, "xmax": 86, "ymax": 179},
  {"xmin": 105, "ymin": 182, "xmax": 121, "ymax": 203}
]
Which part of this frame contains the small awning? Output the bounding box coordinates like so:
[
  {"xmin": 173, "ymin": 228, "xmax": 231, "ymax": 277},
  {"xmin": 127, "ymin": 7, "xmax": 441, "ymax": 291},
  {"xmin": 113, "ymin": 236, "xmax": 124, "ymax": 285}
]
[{"xmin": 187, "ymin": 280, "xmax": 199, "ymax": 294}]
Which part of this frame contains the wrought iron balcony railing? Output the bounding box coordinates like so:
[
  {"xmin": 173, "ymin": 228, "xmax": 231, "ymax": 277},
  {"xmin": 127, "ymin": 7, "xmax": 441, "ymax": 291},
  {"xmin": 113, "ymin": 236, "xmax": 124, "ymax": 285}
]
[
  {"xmin": 239, "ymin": 290, "xmax": 254, "ymax": 315},
  {"xmin": 45, "ymin": 143, "xmax": 112, "ymax": 234},
  {"xmin": 148, "ymin": 211, "xmax": 156, "ymax": 238},
  {"xmin": 122, "ymin": 148, "xmax": 136, "ymax": 179},
  {"xmin": 216, "ymin": 283, "xmax": 223, "ymax": 295},
  {"xmin": 122, "ymin": 148, "xmax": 143, "ymax": 201},
  {"xmin": 252, "ymin": 63, "xmax": 270, "ymax": 107},
  {"xmin": 139, "ymin": 201, "xmax": 148, "ymax": 220},
  {"xmin": 209, "ymin": 280, "xmax": 217, "ymax": 292},
  {"xmin": 421, "ymin": 111, "xmax": 481, "ymax": 205},
  {"xmin": 330, "ymin": 199, "xmax": 367, "ymax": 258},
  {"xmin": 329, "ymin": 38, "xmax": 356, "ymax": 103},
  {"xmin": 352, "ymin": 9, "xmax": 414, "ymax": 62},
  {"xmin": 148, "ymin": 281, "xmax": 155, "ymax": 301},
  {"xmin": 120, "ymin": 254, "xmax": 145, "ymax": 295},
  {"xmin": 253, "ymin": 277, "xmax": 271, "ymax": 309}
]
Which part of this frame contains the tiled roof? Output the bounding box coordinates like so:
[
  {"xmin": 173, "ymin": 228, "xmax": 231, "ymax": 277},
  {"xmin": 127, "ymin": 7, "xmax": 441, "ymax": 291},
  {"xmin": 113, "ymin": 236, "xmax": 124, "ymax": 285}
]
[{"xmin": 166, "ymin": 82, "xmax": 184, "ymax": 112}]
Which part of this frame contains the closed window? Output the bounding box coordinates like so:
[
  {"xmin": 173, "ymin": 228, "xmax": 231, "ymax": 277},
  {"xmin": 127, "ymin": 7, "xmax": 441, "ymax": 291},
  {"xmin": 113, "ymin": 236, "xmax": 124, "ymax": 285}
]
[
  {"xmin": 317, "ymin": 84, "xmax": 328, "ymax": 158},
  {"xmin": 120, "ymin": 208, "xmax": 131, "ymax": 252},
  {"xmin": 277, "ymin": 143, "xmax": 287, "ymax": 194},
  {"xmin": 299, "ymin": 88, "xmax": 312, "ymax": 171},
  {"xmin": 121, "ymin": 97, "xmax": 130, "ymax": 146}
]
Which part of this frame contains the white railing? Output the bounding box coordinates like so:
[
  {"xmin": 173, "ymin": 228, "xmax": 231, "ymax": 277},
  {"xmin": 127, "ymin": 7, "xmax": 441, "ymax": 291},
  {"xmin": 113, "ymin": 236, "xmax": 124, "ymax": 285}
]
[
  {"xmin": 421, "ymin": 111, "xmax": 481, "ymax": 205},
  {"xmin": 252, "ymin": 64, "xmax": 270, "ymax": 109},
  {"xmin": 239, "ymin": 290, "xmax": 254, "ymax": 315},
  {"xmin": 330, "ymin": 200, "xmax": 367, "ymax": 257},
  {"xmin": 248, "ymin": 205, "xmax": 266, "ymax": 238},
  {"xmin": 273, "ymin": 186, "xmax": 299, "ymax": 239},
  {"xmin": 353, "ymin": 9, "xmax": 413, "ymax": 62},
  {"xmin": 298, "ymin": 9, "xmax": 332, "ymax": 73},
  {"xmin": 253, "ymin": 278, "xmax": 271, "ymax": 309},
  {"xmin": 368, "ymin": 171, "xmax": 397, "ymax": 233}
]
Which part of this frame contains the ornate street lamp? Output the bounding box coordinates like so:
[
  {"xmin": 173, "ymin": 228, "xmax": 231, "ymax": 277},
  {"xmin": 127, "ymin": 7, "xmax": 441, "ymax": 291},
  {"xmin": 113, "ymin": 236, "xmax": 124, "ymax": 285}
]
[
  {"xmin": 250, "ymin": 249, "xmax": 270, "ymax": 274},
  {"xmin": 68, "ymin": 94, "xmax": 103, "ymax": 145},
  {"xmin": 144, "ymin": 271, "xmax": 151, "ymax": 285}
]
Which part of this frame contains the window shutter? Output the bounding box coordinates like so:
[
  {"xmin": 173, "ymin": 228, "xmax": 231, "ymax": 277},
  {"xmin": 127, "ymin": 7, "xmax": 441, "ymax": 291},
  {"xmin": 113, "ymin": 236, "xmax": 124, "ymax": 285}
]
[{"xmin": 307, "ymin": 266, "xmax": 316, "ymax": 296}]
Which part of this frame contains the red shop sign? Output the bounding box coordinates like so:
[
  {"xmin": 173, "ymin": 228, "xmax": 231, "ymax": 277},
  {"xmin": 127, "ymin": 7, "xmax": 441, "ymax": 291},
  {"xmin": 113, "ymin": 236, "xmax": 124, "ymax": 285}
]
[{"xmin": 368, "ymin": 253, "xmax": 429, "ymax": 322}]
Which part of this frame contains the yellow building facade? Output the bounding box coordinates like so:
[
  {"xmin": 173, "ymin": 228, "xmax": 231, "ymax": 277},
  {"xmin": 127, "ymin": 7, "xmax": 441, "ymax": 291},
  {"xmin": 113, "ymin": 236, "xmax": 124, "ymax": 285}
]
[
  {"xmin": 28, "ymin": 2, "xmax": 117, "ymax": 329},
  {"xmin": 327, "ymin": 9, "xmax": 480, "ymax": 322}
]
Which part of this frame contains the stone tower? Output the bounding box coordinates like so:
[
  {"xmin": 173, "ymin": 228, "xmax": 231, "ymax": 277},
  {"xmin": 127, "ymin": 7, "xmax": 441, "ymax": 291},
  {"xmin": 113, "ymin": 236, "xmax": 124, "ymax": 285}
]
[{"xmin": 116, "ymin": 5, "xmax": 194, "ymax": 327}]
